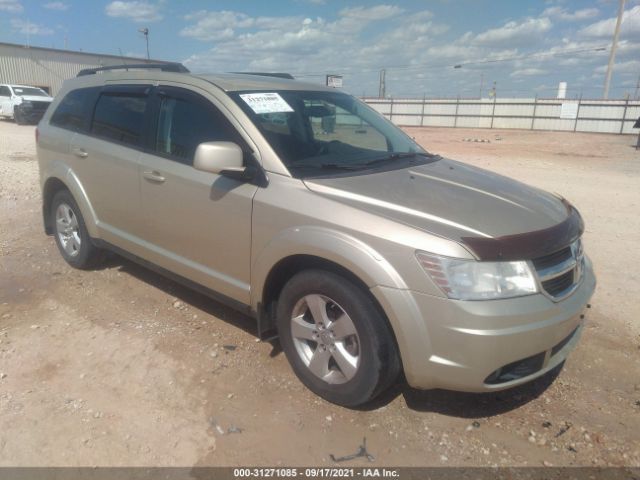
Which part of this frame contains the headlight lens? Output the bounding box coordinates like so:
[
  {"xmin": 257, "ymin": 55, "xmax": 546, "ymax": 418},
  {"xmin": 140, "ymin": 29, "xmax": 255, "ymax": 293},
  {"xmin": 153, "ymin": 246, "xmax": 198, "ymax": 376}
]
[{"xmin": 416, "ymin": 251, "xmax": 538, "ymax": 300}]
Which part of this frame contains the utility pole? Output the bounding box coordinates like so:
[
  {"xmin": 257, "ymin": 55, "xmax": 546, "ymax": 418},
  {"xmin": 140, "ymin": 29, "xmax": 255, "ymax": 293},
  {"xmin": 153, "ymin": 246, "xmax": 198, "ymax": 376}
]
[
  {"xmin": 138, "ymin": 27, "xmax": 150, "ymax": 59},
  {"xmin": 378, "ymin": 69, "xmax": 386, "ymax": 99},
  {"xmin": 479, "ymin": 72, "xmax": 484, "ymax": 99},
  {"xmin": 603, "ymin": 0, "xmax": 625, "ymax": 99}
]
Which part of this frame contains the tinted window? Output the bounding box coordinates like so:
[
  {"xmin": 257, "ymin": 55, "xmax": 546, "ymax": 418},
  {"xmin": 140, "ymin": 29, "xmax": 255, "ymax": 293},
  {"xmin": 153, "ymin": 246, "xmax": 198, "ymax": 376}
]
[
  {"xmin": 155, "ymin": 93, "xmax": 244, "ymax": 165},
  {"xmin": 50, "ymin": 87, "xmax": 99, "ymax": 132},
  {"xmin": 91, "ymin": 93, "xmax": 147, "ymax": 147},
  {"xmin": 0, "ymin": 86, "xmax": 10, "ymax": 97}
]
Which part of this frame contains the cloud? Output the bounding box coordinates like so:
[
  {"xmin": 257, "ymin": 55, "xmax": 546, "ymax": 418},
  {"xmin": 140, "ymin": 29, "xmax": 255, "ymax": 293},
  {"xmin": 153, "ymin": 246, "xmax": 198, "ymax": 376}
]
[
  {"xmin": 338, "ymin": 4, "xmax": 404, "ymax": 21},
  {"xmin": 0, "ymin": 0, "xmax": 22, "ymax": 13},
  {"xmin": 511, "ymin": 68, "xmax": 548, "ymax": 77},
  {"xmin": 594, "ymin": 59, "xmax": 640, "ymax": 74},
  {"xmin": 474, "ymin": 17, "xmax": 553, "ymax": 46},
  {"xmin": 11, "ymin": 18, "xmax": 54, "ymax": 35},
  {"xmin": 579, "ymin": 5, "xmax": 640, "ymax": 37},
  {"xmin": 542, "ymin": 6, "xmax": 599, "ymax": 21},
  {"xmin": 105, "ymin": 1, "xmax": 162, "ymax": 23},
  {"xmin": 43, "ymin": 1, "xmax": 70, "ymax": 10}
]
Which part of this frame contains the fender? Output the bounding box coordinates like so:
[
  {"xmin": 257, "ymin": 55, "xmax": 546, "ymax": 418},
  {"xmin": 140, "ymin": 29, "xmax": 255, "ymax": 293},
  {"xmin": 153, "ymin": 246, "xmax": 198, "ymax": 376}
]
[
  {"xmin": 42, "ymin": 160, "xmax": 100, "ymax": 239},
  {"xmin": 251, "ymin": 226, "xmax": 437, "ymax": 381},
  {"xmin": 251, "ymin": 226, "xmax": 408, "ymax": 313}
]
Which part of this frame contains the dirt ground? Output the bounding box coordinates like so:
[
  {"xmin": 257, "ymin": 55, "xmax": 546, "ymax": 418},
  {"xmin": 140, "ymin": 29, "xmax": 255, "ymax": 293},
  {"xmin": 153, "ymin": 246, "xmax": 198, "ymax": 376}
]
[{"xmin": 0, "ymin": 120, "xmax": 639, "ymax": 467}]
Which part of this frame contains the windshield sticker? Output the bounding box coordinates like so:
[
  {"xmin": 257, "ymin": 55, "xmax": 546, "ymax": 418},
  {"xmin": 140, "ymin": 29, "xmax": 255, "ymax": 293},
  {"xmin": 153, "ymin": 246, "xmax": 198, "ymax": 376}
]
[{"xmin": 240, "ymin": 93, "xmax": 294, "ymax": 114}]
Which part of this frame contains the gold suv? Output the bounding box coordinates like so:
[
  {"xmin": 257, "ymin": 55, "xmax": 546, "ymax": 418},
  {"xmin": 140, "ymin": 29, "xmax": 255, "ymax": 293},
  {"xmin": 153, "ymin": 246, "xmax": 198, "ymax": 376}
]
[{"xmin": 37, "ymin": 63, "xmax": 596, "ymax": 406}]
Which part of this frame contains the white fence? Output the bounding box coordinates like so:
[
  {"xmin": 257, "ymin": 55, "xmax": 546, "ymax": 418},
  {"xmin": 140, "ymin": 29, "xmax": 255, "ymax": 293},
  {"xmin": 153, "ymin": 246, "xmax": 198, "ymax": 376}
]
[{"xmin": 363, "ymin": 97, "xmax": 640, "ymax": 135}]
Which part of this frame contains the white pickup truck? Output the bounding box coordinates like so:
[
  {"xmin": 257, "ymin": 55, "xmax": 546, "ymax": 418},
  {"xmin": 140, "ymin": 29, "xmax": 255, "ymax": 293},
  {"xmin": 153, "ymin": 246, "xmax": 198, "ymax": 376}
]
[{"xmin": 0, "ymin": 84, "xmax": 53, "ymax": 125}]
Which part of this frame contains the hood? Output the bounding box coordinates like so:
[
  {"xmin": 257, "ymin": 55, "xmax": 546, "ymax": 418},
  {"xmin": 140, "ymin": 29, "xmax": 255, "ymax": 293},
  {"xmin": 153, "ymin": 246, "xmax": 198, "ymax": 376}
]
[
  {"xmin": 304, "ymin": 158, "xmax": 582, "ymax": 260},
  {"xmin": 17, "ymin": 95, "xmax": 53, "ymax": 103}
]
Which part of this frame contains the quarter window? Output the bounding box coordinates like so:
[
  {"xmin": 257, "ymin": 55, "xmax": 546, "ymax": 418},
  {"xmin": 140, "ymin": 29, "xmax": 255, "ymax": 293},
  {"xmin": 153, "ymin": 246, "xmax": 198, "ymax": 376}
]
[
  {"xmin": 50, "ymin": 87, "xmax": 99, "ymax": 132},
  {"xmin": 154, "ymin": 92, "xmax": 244, "ymax": 165},
  {"xmin": 91, "ymin": 93, "xmax": 147, "ymax": 147}
]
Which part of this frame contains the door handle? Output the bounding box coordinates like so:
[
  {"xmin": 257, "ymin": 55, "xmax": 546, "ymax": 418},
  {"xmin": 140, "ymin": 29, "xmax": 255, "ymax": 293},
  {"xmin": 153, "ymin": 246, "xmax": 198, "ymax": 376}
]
[
  {"xmin": 143, "ymin": 170, "xmax": 166, "ymax": 183},
  {"xmin": 71, "ymin": 147, "xmax": 88, "ymax": 158}
]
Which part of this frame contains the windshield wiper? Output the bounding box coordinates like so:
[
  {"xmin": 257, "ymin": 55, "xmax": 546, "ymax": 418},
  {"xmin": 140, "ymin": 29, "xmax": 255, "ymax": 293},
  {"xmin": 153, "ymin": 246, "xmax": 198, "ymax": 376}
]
[
  {"xmin": 288, "ymin": 163, "xmax": 362, "ymax": 171},
  {"xmin": 359, "ymin": 151, "xmax": 436, "ymax": 167}
]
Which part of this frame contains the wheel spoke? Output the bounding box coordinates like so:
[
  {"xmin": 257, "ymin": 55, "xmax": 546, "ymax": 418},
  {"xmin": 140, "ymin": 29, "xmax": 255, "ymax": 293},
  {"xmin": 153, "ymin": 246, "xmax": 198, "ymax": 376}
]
[
  {"xmin": 56, "ymin": 217, "xmax": 68, "ymax": 230},
  {"xmin": 308, "ymin": 346, "xmax": 332, "ymax": 378},
  {"xmin": 330, "ymin": 313, "xmax": 357, "ymax": 340},
  {"xmin": 63, "ymin": 237, "xmax": 75, "ymax": 255},
  {"xmin": 291, "ymin": 314, "xmax": 316, "ymax": 341},
  {"xmin": 68, "ymin": 212, "xmax": 78, "ymax": 229},
  {"xmin": 63, "ymin": 206, "xmax": 72, "ymax": 224},
  {"xmin": 305, "ymin": 294, "xmax": 330, "ymax": 326},
  {"xmin": 70, "ymin": 234, "xmax": 81, "ymax": 251},
  {"xmin": 332, "ymin": 343, "xmax": 358, "ymax": 380}
]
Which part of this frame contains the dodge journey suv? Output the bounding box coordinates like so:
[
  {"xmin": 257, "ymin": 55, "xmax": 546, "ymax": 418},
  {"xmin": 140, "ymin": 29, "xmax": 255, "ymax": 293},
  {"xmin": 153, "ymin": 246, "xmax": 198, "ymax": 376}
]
[{"xmin": 36, "ymin": 63, "xmax": 596, "ymax": 406}]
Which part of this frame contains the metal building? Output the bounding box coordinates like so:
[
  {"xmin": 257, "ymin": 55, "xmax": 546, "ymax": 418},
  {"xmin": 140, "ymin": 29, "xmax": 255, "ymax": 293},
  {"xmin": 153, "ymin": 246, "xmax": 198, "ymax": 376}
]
[{"xmin": 0, "ymin": 42, "xmax": 166, "ymax": 96}]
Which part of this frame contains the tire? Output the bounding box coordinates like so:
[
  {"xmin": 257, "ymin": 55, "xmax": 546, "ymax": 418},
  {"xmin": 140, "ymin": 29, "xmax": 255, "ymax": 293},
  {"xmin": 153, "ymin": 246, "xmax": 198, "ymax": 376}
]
[
  {"xmin": 51, "ymin": 190, "xmax": 102, "ymax": 269},
  {"xmin": 276, "ymin": 270, "xmax": 401, "ymax": 407},
  {"xmin": 14, "ymin": 108, "xmax": 26, "ymax": 125}
]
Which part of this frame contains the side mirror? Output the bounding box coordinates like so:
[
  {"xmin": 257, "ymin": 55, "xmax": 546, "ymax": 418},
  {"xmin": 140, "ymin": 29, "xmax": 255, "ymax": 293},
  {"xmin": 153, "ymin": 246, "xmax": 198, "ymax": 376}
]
[{"xmin": 194, "ymin": 141, "xmax": 248, "ymax": 179}]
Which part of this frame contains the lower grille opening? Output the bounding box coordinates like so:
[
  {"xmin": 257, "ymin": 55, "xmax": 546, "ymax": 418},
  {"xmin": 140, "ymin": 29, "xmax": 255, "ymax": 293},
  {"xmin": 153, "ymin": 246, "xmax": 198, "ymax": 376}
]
[
  {"xmin": 551, "ymin": 327, "xmax": 578, "ymax": 357},
  {"xmin": 484, "ymin": 352, "xmax": 545, "ymax": 385}
]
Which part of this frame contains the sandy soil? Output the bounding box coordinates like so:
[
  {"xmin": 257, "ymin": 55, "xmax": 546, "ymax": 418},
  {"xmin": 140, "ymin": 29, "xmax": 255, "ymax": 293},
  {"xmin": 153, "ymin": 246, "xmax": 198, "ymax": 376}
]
[{"xmin": 0, "ymin": 120, "xmax": 639, "ymax": 467}]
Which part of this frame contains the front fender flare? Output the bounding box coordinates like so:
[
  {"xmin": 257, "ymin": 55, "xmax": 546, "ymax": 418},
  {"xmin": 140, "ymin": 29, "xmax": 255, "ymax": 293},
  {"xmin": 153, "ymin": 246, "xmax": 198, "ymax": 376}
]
[{"xmin": 251, "ymin": 226, "xmax": 408, "ymax": 311}]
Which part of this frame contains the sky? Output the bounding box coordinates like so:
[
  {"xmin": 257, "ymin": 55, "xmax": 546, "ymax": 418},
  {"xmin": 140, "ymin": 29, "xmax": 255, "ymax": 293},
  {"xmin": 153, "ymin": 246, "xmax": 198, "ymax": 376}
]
[{"xmin": 1, "ymin": 0, "xmax": 639, "ymax": 99}]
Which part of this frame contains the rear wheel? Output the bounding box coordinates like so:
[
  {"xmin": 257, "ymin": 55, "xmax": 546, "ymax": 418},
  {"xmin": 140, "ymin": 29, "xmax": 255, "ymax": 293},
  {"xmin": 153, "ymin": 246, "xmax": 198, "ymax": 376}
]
[
  {"xmin": 51, "ymin": 190, "xmax": 102, "ymax": 269},
  {"xmin": 276, "ymin": 270, "xmax": 401, "ymax": 407}
]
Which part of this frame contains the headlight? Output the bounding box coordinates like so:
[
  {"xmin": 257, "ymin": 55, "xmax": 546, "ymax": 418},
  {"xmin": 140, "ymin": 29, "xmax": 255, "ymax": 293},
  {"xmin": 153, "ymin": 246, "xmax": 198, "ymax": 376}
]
[{"xmin": 416, "ymin": 251, "xmax": 538, "ymax": 300}]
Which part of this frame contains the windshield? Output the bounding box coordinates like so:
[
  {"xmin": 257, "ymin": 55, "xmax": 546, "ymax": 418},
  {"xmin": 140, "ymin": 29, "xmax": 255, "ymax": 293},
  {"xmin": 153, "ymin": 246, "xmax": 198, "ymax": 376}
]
[
  {"xmin": 12, "ymin": 86, "xmax": 49, "ymax": 97},
  {"xmin": 231, "ymin": 90, "xmax": 434, "ymax": 177}
]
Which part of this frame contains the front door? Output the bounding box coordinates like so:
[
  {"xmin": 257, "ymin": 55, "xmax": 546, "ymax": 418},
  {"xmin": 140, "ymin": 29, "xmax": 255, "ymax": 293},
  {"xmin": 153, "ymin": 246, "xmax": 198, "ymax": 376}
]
[{"xmin": 138, "ymin": 85, "xmax": 258, "ymax": 304}]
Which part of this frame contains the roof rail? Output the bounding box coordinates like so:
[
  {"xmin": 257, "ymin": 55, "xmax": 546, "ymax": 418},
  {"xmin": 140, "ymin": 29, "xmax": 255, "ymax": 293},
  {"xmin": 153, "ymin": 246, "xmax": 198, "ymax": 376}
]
[
  {"xmin": 77, "ymin": 63, "xmax": 190, "ymax": 77},
  {"xmin": 231, "ymin": 72, "xmax": 295, "ymax": 80}
]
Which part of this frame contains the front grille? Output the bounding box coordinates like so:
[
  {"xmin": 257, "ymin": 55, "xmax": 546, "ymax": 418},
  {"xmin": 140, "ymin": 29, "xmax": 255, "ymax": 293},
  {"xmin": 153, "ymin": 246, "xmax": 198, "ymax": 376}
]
[
  {"xmin": 542, "ymin": 270, "xmax": 575, "ymax": 296},
  {"xmin": 29, "ymin": 101, "xmax": 50, "ymax": 112},
  {"xmin": 532, "ymin": 246, "xmax": 572, "ymax": 270},
  {"xmin": 531, "ymin": 240, "xmax": 582, "ymax": 300}
]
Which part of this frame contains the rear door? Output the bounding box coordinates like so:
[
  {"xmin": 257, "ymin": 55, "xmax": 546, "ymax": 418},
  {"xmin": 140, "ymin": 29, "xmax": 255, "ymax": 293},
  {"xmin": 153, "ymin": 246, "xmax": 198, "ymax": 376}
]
[
  {"xmin": 138, "ymin": 85, "xmax": 258, "ymax": 304},
  {"xmin": 71, "ymin": 85, "xmax": 152, "ymax": 248}
]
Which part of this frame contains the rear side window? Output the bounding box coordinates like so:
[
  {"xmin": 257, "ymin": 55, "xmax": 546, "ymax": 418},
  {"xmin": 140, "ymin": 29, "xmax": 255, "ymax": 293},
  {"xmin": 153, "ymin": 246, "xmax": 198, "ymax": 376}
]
[
  {"xmin": 91, "ymin": 93, "xmax": 148, "ymax": 147},
  {"xmin": 50, "ymin": 87, "xmax": 99, "ymax": 132},
  {"xmin": 50, "ymin": 88, "xmax": 99, "ymax": 131},
  {"xmin": 154, "ymin": 89, "xmax": 246, "ymax": 165}
]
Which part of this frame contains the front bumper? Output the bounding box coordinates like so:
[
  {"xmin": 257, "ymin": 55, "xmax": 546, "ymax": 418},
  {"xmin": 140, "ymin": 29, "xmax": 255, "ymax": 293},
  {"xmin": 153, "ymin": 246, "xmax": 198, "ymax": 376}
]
[
  {"xmin": 15, "ymin": 104, "xmax": 48, "ymax": 123},
  {"xmin": 372, "ymin": 256, "xmax": 596, "ymax": 392}
]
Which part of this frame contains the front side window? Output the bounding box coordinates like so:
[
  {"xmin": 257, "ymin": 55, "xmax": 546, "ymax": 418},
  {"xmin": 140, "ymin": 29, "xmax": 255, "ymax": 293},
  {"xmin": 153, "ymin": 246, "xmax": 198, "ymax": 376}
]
[
  {"xmin": 0, "ymin": 86, "xmax": 11, "ymax": 97},
  {"xmin": 50, "ymin": 87, "xmax": 99, "ymax": 132},
  {"xmin": 232, "ymin": 90, "xmax": 431, "ymax": 178},
  {"xmin": 154, "ymin": 91, "xmax": 245, "ymax": 165},
  {"xmin": 91, "ymin": 93, "xmax": 147, "ymax": 147}
]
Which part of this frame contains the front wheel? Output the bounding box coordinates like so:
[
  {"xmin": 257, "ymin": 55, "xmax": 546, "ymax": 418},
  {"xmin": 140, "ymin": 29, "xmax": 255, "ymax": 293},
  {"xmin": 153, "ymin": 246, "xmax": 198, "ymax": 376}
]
[
  {"xmin": 276, "ymin": 270, "xmax": 401, "ymax": 407},
  {"xmin": 14, "ymin": 108, "xmax": 27, "ymax": 125}
]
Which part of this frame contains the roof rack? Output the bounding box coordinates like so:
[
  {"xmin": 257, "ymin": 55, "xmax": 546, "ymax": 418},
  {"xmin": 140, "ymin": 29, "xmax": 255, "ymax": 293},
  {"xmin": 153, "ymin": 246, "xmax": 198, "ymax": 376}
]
[
  {"xmin": 231, "ymin": 72, "xmax": 295, "ymax": 80},
  {"xmin": 77, "ymin": 63, "xmax": 190, "ymax": 77}
]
